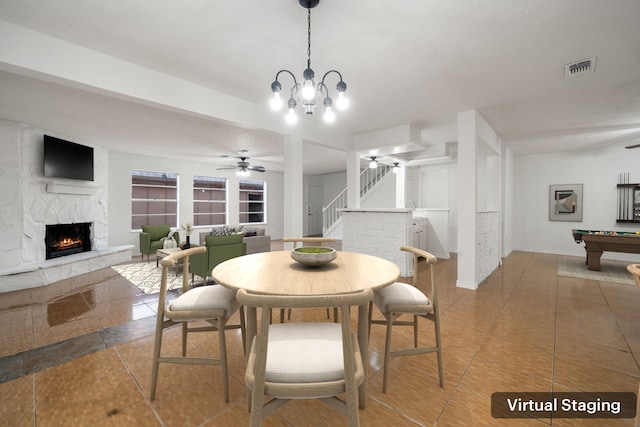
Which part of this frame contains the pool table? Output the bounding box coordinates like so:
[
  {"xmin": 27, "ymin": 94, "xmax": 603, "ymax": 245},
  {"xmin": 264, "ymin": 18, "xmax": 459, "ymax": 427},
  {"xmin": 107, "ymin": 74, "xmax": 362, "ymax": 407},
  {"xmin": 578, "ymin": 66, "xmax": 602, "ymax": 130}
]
[{"xmin": 572, "ymin": 229, "xmax": 640, "ymax": 271}]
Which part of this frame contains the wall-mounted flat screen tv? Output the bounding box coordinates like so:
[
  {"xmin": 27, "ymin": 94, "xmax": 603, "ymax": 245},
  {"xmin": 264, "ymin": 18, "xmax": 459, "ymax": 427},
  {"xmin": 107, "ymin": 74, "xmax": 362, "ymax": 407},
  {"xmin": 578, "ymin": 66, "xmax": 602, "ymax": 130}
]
[{"xmin": 44, "ymin": 135, "xmax": 94, "ymax": 181}]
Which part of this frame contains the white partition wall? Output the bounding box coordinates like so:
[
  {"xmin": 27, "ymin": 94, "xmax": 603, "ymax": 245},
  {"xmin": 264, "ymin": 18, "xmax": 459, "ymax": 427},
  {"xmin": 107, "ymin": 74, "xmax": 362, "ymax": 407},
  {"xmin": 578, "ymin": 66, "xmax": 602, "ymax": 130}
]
[
  {"xmin": 341, "ymin": 209, "xmax": 413, "ymax": 276},
  {"xmin": 457, "ymin": 110, "xmax": 502, "ymax": 289}
]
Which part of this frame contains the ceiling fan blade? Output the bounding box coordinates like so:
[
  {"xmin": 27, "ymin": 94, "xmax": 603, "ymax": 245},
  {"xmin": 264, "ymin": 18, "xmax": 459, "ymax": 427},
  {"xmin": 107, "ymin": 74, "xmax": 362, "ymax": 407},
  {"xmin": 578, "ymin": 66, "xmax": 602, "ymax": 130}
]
[
  {"xmin": 625, "ymin": 143, "xmax": 640, "ymax": 149},
  {"xmin": 216, "ymin": 166, "xmax": 238, "ymax": 170},
  {"xmin": 248, "ymin": 166, "xmax": 266, "ymax": 172}
]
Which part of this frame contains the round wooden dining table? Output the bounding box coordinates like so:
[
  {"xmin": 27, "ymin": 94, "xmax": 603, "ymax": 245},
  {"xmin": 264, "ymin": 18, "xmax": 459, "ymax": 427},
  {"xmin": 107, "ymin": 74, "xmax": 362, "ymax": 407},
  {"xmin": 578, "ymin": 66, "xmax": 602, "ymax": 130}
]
[{"xmin": 211, "ymin": 250, "xmax": 400, "ymax": 408}]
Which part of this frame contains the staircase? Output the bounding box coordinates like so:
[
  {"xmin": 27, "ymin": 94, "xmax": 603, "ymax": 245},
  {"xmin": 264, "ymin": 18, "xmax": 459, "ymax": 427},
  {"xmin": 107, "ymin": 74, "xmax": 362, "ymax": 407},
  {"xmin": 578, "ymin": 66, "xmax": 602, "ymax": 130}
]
[{"xmin": 322, "ymin": 164, "xmax": 392, "ymax": 236}]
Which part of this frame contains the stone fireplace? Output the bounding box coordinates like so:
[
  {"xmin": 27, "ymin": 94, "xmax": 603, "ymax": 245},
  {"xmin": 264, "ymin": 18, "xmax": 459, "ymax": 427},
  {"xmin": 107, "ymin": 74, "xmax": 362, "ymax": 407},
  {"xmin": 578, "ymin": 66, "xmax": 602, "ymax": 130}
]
[
  {"xmin": 45, "ymin": 222, "xmax": 92, "ymax": 260},
  {"xmin": 0, "ymin": 122, "xmax": 133, "ymax": 293}
]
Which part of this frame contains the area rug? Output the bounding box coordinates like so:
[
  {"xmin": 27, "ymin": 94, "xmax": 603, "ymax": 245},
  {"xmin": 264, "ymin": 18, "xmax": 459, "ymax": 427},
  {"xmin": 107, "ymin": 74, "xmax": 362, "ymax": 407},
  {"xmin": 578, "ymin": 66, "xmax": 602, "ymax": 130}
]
[
  {"xmin": 112, "ymin": 262, "xmax": 185, "ymax": 294},
  {"xmin": 558, "ymin": 257, "xmax": 635, "ymax": 286}
]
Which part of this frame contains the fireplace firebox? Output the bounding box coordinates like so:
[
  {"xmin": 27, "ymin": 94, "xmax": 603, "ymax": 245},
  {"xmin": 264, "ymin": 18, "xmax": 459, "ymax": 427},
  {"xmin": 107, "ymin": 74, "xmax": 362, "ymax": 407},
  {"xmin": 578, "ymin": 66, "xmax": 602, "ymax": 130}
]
[{"xmin": 45, "ymin": 223, "xmax": 92, "ymax": 260}]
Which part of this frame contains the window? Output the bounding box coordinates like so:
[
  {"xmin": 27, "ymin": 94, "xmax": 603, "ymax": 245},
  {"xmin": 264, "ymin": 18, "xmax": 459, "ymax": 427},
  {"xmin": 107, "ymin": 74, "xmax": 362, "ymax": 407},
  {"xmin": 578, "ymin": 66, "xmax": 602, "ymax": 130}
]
[
  {"xmin": 131, "ymin": 170, "xmax": 178, "ymax": 230},
  {"xmin": 239, "ymin": 179, "xmax": 266, "ymax": 224},
  {"xmin": 193, "ymin": 176, "xmax": 227, "ymax": 226}
]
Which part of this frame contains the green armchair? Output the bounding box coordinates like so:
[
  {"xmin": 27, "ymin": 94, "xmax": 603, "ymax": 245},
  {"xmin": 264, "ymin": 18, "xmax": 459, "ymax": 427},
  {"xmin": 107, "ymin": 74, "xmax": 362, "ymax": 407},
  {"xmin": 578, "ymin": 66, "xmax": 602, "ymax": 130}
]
[
  {"xmin": 139, "ymin": 224, "xmax": 180, "ymax": 261},
  {"xmin": 190, "ymin": 233, "xmax": 246, "ymax": 283}
]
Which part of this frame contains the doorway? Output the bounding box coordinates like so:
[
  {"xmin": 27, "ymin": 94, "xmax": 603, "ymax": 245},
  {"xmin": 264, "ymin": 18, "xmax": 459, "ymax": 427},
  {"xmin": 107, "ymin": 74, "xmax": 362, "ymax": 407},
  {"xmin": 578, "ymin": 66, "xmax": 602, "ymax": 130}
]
[{"xmin": 306, "ymin": 184, "xmax": 323, "ymax": 236}]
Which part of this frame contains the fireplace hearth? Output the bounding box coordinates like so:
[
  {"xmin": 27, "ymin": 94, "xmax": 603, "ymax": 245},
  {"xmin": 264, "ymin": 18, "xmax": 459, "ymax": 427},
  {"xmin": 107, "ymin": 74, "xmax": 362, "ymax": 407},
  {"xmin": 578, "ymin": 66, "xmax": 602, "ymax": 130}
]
[{"xmin": 45, "ymin": 223, "xmax": 92, "ymax": 260}]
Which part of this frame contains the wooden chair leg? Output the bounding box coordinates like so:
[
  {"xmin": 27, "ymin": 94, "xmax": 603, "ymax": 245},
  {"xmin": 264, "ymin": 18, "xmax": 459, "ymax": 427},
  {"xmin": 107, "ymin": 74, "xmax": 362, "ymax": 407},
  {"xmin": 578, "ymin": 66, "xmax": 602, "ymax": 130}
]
[
  {"xmin": 239, "ymin": 306, "xmax": 247, "ymax": 356},
  {"xmin": 345, "ymin": 353, "xmax": 360, "ymax": 426},
  {"xmin": 367, "ymin": 301, "xmax": 373, "ymax": 341},
  {"xmin": 434, "ymin": 312, "xmax": 444, "ymax": 387},
  {"xmin": 181, "ymin": 323, "xmax": 188, "ymax": 356},
  {"xmin": 382, "ymin": 313, "xmax": 394, "ymax": 393},
  {"xmin": 150, "ymin": 319, "xmax": 165, "ymax": 400},
  {"xmin": 218, "ymin": 317, "xmax": 230, "ymax": 403}
]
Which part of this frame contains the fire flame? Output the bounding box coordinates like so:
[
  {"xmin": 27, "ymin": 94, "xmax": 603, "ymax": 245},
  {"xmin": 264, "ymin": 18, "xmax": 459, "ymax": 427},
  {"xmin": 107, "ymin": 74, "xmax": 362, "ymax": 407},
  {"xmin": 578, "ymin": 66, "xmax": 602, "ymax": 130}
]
[{"xmin": 57, "ymin": 238, "xmax": 82, "ymax": 250}]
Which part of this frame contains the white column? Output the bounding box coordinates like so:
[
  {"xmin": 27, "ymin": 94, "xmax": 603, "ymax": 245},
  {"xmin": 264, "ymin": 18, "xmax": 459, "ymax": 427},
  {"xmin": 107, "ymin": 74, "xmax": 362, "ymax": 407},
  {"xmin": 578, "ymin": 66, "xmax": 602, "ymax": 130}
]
[
  {"xmin": 456, "ymin": 110, "xmax": 478, "ymax": 289},
  {"xmin": 502, "ymin": 146, "xmax": 514, "ymax": 257},
  {"xmin": 227, "ymin": 178, "xmax": 239, "ymax": 225},
  {"xmin": 395, "ymin": 163, "xmax": 406, "ymax": 208},
  {"xmin": 457, "ymin": 110, "xmax": 503, "ymax": 289},
  {"xmin": 283, "ymin": 135, "xmax": 304, "ymax": 238},
  {"xmin": 346, "ymin": 150, "xmax": 361, "ymax": 209}
]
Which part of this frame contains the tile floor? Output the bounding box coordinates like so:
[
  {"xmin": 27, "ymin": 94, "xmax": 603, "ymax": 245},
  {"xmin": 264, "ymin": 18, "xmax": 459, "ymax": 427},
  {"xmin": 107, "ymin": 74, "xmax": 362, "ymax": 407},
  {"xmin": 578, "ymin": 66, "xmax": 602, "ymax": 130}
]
[{"xmin": 0, "ymin": 247, "xmax": 639, "ymax": 426}]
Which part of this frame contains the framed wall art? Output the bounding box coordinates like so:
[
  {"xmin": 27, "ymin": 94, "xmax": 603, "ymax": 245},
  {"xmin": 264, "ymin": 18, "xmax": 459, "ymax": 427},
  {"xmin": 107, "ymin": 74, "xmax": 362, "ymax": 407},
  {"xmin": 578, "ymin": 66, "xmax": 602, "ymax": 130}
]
[{"xmin": 549, "ymin": 184, "xmax": 583, "ymax": 222}]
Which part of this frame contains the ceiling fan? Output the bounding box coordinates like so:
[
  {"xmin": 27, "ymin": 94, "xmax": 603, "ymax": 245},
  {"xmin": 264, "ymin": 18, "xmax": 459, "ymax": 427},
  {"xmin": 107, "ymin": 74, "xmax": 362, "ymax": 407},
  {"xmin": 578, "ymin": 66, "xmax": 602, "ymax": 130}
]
[{"xmin": 216, "ymin": 156, "xmax": 266, "ymax": 176}]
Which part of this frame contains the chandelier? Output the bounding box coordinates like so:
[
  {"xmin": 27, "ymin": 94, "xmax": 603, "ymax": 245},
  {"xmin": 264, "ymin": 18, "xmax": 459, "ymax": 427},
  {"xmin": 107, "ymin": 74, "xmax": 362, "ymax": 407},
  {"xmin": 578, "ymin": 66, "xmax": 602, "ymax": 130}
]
[{"xmin": 269, "ymin": 0, "xmax": 348, "ymax": 124}]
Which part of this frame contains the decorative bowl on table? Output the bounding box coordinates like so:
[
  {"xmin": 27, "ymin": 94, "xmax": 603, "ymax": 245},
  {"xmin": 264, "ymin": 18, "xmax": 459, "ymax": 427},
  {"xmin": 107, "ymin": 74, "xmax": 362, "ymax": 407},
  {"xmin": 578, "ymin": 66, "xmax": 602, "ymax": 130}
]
[{"xmin": 291, "ymin": 246, "xmax": 337, "ymax": 267}]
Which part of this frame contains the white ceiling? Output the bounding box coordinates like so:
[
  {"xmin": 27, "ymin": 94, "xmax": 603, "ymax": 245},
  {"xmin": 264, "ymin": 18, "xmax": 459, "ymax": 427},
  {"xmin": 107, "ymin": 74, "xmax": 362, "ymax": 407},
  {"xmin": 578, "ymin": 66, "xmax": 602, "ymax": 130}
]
[{"xmin": 0, "ymin": 0, "xmax": 639, "ymax": 174}]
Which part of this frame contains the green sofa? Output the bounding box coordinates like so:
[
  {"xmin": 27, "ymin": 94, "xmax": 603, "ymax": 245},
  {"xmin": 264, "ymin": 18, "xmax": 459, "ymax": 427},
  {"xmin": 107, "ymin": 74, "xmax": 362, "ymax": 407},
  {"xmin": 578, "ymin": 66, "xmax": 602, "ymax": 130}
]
[
  {"xmin": 139, "ymin": 224, "xmax": 180, "ymax": 261},
  {"xmin": 190, "ymin": 233, "xmax": 246, "ymax": 282}
]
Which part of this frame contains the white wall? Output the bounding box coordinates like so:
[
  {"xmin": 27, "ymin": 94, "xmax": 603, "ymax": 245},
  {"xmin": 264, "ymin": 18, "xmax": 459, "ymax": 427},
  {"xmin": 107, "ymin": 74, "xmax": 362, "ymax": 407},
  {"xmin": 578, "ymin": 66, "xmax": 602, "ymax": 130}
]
[
  {"xmin": 502, "ymin": 147, "xmax": 514, "ymax": 257},
  {"xmin": 361, "ymin": 173, "xmax": 397, "ymax": 208},
  {"xmin": 0, "ymin": 120, "xmax": 23, "ymax": 269},
  {"xmin": 513, "ymin": 146, "xmax": 640, "ymax": 261},
  {"xmin": 319, "ymin": 171, "xmax": 347, "ymax": 205},
  {"xmin": 342, "ymin": 210, "xmax": 413, "ymax": 276},
  {"xmin": 108, "ymin": 151, "xmax": 284, "ymax": 253},
  {"xmin": 408, "ymin": 162, "xmax": 459, "ymax": 254}
]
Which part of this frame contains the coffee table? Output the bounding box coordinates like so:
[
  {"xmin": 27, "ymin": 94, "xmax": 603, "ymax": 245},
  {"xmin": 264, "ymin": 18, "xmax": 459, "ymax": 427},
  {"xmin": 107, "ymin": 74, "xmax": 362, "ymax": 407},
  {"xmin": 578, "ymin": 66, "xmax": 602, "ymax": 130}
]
[{"xmin": 156, "ymin": 247, "xmax": 183, "ymax": 275}]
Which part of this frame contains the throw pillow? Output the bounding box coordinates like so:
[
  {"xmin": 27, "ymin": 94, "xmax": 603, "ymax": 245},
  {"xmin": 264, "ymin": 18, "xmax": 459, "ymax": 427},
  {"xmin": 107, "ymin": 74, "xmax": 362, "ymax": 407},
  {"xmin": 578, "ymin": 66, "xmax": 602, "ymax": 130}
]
[
  {"xmin": 244, "ymin": 231, "xmax": 257, "ymax": 237},
  {"xmin": 211, "ymin": 227, "xmax": 234, "ymax": 236},
  {"xmin": 162, "ymin": 238, "xmax": 176, "ymax": 249}
]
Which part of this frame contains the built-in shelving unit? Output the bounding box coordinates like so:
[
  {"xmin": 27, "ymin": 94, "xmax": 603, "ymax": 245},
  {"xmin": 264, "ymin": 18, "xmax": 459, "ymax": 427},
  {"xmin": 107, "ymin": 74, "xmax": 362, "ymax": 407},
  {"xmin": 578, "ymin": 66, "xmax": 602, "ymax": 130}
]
[{"xmin": 616, "ymin": 173, "xmax": 640, "ymax": 223}]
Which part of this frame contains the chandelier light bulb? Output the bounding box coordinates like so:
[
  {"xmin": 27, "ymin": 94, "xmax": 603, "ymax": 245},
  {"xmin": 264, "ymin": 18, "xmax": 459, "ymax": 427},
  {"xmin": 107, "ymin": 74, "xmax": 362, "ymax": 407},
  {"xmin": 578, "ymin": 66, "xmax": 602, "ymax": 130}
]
[
  {"xmin": 336, "ymin": 91, "xmax": 349, "ymax": 110},
  {"xmin": 286, "ymin": 107, "xmax": 298, "ymax": 125},
  {"xmin": 301, "ymin": 79, "xmax": 316, "ymax": 100},
  {"xmin": 324, "ymin": 106, "xmax": 335, "ymax": 123},
  {"xmin": 270, "ymin": 92, "xmax": 283, "ymax": 110},
  {"xmin": 323, "ymin": 96, "xmax": 335, "ymax": 122}
]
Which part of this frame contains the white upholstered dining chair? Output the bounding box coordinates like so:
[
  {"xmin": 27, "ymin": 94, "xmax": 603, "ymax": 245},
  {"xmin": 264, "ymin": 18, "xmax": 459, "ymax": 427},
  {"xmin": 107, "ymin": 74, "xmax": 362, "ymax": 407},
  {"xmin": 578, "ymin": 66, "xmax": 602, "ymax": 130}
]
[
  {"xmin": 150, "ymin": 246, "xmax": 245, "ymax": 403},
  {"xmin": 236, "ymin": 287, "xmax": 373, "ymax": 427},
  {"xmin": 369, "ymin": 245, "xmax": 443, "ymax": 393}
]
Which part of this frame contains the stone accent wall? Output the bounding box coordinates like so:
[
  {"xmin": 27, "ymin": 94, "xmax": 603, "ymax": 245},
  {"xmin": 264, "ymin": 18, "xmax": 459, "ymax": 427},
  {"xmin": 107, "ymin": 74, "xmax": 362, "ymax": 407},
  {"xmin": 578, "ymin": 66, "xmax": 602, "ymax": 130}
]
[
  {"xmin": 476, "ymin": 211, "xmax": 500, "ymax": 282},
  {"xmin": 341, "ymin": 209, "xmax": 412, "ymax": 276}
]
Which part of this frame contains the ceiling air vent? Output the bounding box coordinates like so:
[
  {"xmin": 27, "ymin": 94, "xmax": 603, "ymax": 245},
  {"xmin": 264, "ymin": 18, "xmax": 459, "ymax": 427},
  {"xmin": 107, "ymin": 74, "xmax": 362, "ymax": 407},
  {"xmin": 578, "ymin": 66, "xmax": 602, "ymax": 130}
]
[{"xmin": 565, "ymin": 57, "xmax": 596, "ymax": 78}]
